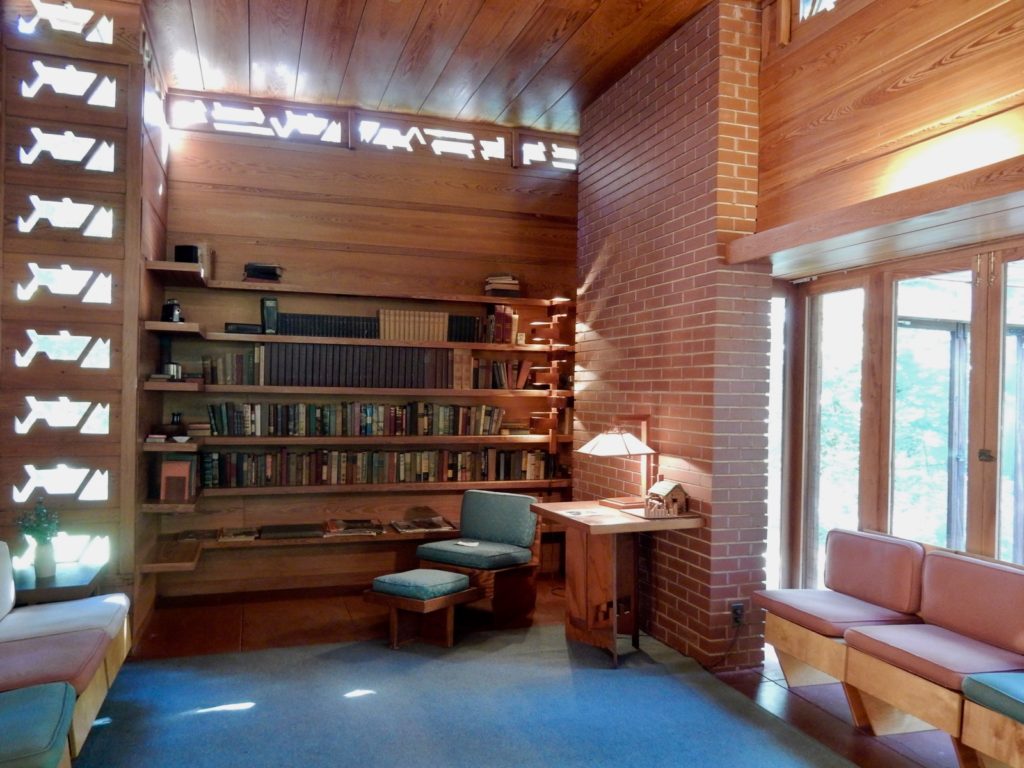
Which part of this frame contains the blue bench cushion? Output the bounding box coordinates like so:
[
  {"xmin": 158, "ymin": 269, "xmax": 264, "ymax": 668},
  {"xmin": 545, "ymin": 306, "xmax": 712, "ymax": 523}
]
[
  {"xmin": 963, "ymin": 672, "xmax": 1024, "ymax": 724},
  {"xmin": 373, "ymin": 569, "xmax": 470, "ymax": 600},
  {"xmin": 417, "ymin": 539, "xmax": 533, "ymax": 570},
  {"xmin": 0, "ymin": 681, "xmax": 75, "ymax": 768}
]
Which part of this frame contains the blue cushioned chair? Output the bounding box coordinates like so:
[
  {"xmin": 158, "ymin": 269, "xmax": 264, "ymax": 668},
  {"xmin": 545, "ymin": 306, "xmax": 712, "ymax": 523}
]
[{"xmin": 417, "ymin": 490, "xmax": 539, "ymax": 622}]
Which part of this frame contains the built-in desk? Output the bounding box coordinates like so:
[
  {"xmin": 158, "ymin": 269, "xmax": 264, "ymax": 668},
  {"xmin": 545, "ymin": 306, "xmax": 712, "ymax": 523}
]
[{"xmin": 530, "ymin": 500, "xmax": 702, "ymax": 666}]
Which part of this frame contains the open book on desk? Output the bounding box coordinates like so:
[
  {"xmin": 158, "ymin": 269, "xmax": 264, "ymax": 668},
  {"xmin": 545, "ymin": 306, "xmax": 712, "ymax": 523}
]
[{"xmin": 324, "ymin": 518, "xmax": 385, "ymax": 536}]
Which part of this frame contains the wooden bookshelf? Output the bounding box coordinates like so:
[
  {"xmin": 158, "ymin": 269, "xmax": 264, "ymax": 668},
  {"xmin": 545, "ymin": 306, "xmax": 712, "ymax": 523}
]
[
  {"xmin": 143, "ymin": 379, "xmax": 206, "ymax": 392},
  {"xmin": 143, "ymin": 441, "xmax": 200, "ymax": 452},
  {"xmin": 145, "ymin": 261, "xmax": 207, "ymax": 287},
  {"xmin": 199, "ymin": 434, "xmax": 571, "ymax": 447},
  {"xmin": 203, "ymin": 331, "xmax": 554, "ymax": 352},
  {"xmin": 139, "ymin": 538, "xmax": 203, "ymax": 573},
  {"xmin": 140, "ymin": 500, "xmax": 199, "ymax": 515},
  {"xmin": 144, "ymin": 320, "xmax": 205, "ymax": 335},
  {"xmin": 200, "ymin": 384, "xmax": 570, "ymax": 398},
  {"xmin": 200, "ymin": 479, "xmax": 571, "ymax": 497}
]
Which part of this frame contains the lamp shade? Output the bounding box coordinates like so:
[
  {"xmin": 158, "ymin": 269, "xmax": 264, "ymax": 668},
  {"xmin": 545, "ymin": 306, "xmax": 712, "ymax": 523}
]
[{"xmin": 576, "ymin": 429, "xmax": 655, "ymax": 457}]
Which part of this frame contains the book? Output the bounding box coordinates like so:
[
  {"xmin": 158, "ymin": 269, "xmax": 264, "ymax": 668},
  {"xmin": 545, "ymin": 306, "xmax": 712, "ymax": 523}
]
[
  {"xmin": 218, "ymin": 527, "xmax": 259, "ymax": 541},
  {"xmin": 244, "ymin": 263, "xmax": 283, "ymax": 281},
  {"xmin": 324, "ymin": 518, "xmax": 385, "ymax": 536},
  {"xmin": 391, "ymin": 516, "xmax": 455, "ymax": 534},
  {"xmin": 259, "ymin": 523, "xmax": 324, "ymax": 540},
  {"xmin": 261, "ymin": 297, "xmax": 279, "ymax": 334}
]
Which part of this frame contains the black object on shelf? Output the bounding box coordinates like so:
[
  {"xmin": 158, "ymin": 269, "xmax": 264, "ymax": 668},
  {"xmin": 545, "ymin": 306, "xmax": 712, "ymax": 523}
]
[
  {"xmin": 261, "ymin": 297, "xmax": 279, "ymax": 335},
  {"xmin": 174, "ymin": 244, "xmax": 200, "ymax": 263}
]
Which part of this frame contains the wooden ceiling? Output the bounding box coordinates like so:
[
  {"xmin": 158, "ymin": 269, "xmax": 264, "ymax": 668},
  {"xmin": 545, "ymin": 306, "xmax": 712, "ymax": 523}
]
[{"xmin": 143, "ymin": 0, "xmax": 712, "ymax": 135}]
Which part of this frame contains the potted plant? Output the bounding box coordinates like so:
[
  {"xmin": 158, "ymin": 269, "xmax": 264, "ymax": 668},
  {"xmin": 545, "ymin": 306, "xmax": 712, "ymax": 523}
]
[{"xmin": 18, "ymin": 497, "xmax": 59, "ymax": 579}]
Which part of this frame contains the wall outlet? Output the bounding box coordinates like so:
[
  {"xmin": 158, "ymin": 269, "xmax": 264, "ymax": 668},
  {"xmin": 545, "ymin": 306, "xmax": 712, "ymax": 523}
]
[{"xmin": 730, "ymin": 602, "xmax": 744, "ymax": 626}]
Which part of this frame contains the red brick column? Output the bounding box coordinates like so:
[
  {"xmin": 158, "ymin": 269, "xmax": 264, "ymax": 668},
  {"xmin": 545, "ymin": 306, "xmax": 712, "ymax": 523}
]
[{"xmin": 576, "ymin": 0, "xmax": 768, "ymax": 668}]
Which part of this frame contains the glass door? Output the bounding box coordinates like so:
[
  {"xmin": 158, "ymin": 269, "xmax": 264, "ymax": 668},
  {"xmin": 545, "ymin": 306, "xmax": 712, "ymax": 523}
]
[
  {"xmin": 998, "ymin": 258, "xmax": 1024, "ymax": 563},
  {"xmin": 803, "ymin": 287, "xmax": 864, "ymax": 586},
  {"xmin": 890, "ymin": 269, "xmax": 974, "ymax": 549}
]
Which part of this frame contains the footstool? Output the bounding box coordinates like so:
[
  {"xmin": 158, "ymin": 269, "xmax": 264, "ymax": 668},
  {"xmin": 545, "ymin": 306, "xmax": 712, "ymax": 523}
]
[{"xmin": 364, "ymin": 568, "xmax": 484, "ymax": 649}]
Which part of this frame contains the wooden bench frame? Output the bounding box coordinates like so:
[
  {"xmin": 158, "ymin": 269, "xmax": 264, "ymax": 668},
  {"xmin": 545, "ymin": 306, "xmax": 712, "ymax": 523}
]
[
  {"xmin": 364, "ymin": 587, "xmax": 484, "ymax": 649},
  {"xmin": 68, "ymin": 616, "xmax": 131, "ymax": 757},
  {"xmin": 962, "ymin": 700, "xmax": 1024, "ymax": 768}
]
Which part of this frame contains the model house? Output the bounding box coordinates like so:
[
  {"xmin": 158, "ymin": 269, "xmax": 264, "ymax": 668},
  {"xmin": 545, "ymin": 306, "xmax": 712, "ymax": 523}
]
[{"xmin": 1, "ymin": 0, "xmax": 1022, "ymax": 765}]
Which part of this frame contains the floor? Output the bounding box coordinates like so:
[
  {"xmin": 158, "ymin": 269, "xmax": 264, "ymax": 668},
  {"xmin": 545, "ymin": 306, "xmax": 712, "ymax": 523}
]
[{"xmin": 134, "ymin": 579, "xmax": 957, "ymax": 768}]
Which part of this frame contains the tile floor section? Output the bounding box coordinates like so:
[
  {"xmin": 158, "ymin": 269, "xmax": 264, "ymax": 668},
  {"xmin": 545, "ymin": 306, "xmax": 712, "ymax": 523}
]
[{"xmin": 135, "ymin": 580, "xmax": 958, "ymax": 768}]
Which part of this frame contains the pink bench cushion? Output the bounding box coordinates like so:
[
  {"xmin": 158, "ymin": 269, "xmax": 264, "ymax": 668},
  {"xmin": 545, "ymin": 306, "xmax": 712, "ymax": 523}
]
[
  {"xmin": 754, "ymin": 589, "xmax": 920, "ymax": 637},
  {"xmin": 920, "ymin": 551, "xmax": 1024, "ymax": 653},
  {"xmin": 845, "ymin": 623, "xmax": 1024, "ymax": 691},
  {"xmin": 0, "ymin": 628, "xmax": 108, "ymax": 694},
  {"xmin": 824, "ymin": 529, "xmax": 925, "ymax": 614}
]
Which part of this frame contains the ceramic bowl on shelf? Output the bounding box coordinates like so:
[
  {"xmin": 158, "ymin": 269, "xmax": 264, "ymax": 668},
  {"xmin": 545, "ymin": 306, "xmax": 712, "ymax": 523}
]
[{"xmin": 171, "ymin": 436, "xmax": 190, "ymax": 443}]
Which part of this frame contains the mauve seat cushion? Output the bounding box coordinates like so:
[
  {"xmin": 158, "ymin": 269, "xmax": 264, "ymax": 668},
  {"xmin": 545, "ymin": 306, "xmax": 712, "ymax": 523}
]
[
  {"xmin": 920, "ymin": 551, "xmax": 1024, "ymax": 653},
  {"xmin": 754, "ymin": 589, "xmax": 920, "ymax": 637},
  {"xmin": 963, "ymin": 672, "xmax": 1024, "ymax": 724},
  {"xmin": 845, "ymin": 624, "xmax": 1024, "ymax": 691},
  {"xmin": 825, "ymin": 529, "xmax": 925, "ymax": 614},
  {"xmin": 0, "ymin": 628, "xmax": 108, "ymax": 694},
  {"xmin": 0, "ymin": 592, "xmax": 129, "ymax": 643}
]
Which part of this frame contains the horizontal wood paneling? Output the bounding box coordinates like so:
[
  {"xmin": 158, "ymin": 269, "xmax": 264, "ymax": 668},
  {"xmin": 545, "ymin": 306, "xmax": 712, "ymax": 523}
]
[
  {"xmin": 167, "ymin": 131, "xmax": 576, "ymax": 219},
  {"xmin": 166, "ymin": 129, "xmax": 577, "ymax": 299},
  {"xmin": 758, "ymin": 0, "xmax": 1024, "ymax": 231}
]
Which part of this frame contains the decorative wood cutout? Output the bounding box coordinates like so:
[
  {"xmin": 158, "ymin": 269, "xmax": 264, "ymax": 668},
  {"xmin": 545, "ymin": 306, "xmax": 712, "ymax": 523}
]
[
  {"xmin": 18, "ymin": 126, "xmax": 115, "ymax": 172},
  {"xmin": 16, "ymin": 263, "xmax": 112, "ymax": 303},
  {"xmin": 357, "ymin": 117, "xmax": 507, "ymax": 162},
  {"xmin": 170, "ymin": 97, "xmax": 346, "ymax": 146},
  {"xmin": 14, "ymin": 329, "xmax": 110, "ymax": 369},
  {"xmin": 16, "ymin": 194, "xmax": 114, "ymax": 238},
  {"xmin": 15, "ymin": 395, "xmax": 110, "ymax": 434},
  {"xmin": 20, "ymin": 59, "xmax": 116, "ymax": 107},
  {"xmin": 12, "ymin": 462, "xmax": 108, "ymax": 502},
  {"xmin": 16, "ymin": 0, "xmax": 113, "ymax": 44},
  {"xmin": 520, "ymin": 139, "xmax": 578, "ymax": 171}
]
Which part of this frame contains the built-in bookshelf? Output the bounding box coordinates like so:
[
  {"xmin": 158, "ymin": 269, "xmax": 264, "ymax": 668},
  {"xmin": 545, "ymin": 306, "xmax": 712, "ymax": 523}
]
[{"xmin": 140, "ymin": 263, "xmax": 575, "ymax": 578}]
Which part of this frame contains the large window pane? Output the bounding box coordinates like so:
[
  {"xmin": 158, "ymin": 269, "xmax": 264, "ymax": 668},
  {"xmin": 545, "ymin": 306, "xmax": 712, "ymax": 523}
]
[
  {"xmin": 998, "ymin": 261, "xmax": 1024, "ymax": 563},
  {"xmin": 804, "ymin": 289, "xmax": 863, "ymax": 587},
  {"xmin": 891, "ymin": 271, "xmax": 972, "ymax": 549},
  {"xmin": 766, "ymin": 296, "xmax": 786, "ymax": 589}
]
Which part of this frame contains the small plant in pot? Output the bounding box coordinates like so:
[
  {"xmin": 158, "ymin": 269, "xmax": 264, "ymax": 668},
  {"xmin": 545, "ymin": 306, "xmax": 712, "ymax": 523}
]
[{"xmin": 18, "ymin": 497, "xmax": 60, "ymax": 579}]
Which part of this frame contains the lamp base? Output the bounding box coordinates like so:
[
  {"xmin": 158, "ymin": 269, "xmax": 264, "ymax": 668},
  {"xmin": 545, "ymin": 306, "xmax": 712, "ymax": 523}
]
[{"xmin": 598, "ymin": 496, "xmax": 646, "ymax": 510}]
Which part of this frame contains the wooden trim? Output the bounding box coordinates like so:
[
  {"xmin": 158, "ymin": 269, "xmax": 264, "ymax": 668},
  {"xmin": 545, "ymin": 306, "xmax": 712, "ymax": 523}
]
[
  {"xmin": 962, "ymin": 699, "xmax": 1024, "ymax": 768},
  {"xmin": 845, "ymin": 648, "xmax": 963, "ymax": 736},
  {"xmin": 764, "ymin": 612, "xmax": 846, "ymax": 681},
  {"xmin": 727, "ymin": 156, "xmax": 1024, "ymax": 279}
]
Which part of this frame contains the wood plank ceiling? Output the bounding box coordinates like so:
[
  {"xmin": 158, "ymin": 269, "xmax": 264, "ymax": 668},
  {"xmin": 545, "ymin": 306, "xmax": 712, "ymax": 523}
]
[{"xmin": 144, "ymin": 0, "xmax": 713, "ymax": 135}]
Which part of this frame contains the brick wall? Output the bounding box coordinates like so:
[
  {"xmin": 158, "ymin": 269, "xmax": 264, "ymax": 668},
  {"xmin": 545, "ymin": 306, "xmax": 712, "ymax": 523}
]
[{"xmin": 576, "ymin": 0, "xmax": 769, "ymax": 668}]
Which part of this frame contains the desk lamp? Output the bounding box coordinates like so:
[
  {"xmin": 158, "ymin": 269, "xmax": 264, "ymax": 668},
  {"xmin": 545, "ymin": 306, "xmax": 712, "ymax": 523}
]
[{"xmin": 576, "ymin": 416, "xmax": 655, "ymax": 510}]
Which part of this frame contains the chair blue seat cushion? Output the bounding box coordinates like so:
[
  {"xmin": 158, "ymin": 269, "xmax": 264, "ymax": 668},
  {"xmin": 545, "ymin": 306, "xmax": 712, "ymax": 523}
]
[
  {"xmin": 0, "ymin": 681, "xmax": 75, "ymax": 768},
  {"xmin": 963, "ymin": 672, "xmax": 1024, "ymax": 724},
  {"xmin": 417, "ymin": 539, "xmax": 533, "ymax": 570},
  {"xmin": 372, "ymin": 569, "xmax": 470, "ymax": 600}
]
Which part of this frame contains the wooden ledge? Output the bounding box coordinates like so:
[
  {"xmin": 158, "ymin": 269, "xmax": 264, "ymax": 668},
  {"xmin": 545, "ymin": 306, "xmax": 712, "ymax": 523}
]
[{"xmin": 727, "ymin": 154, "xmax": 1024, "ymax": 279}]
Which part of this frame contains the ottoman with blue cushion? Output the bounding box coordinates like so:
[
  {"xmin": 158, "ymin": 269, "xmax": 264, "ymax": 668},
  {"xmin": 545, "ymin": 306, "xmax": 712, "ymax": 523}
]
[
  {"xmin": 364, "ymin": 568, "xmax": 483, "ymax": 649},
  {"xmin": 961, "ymin": 672, "xmax": 1024, "ymax": 767},
  {"xmin": 0, "ymin": 682, "xmax": 75, "ymax": 768}
]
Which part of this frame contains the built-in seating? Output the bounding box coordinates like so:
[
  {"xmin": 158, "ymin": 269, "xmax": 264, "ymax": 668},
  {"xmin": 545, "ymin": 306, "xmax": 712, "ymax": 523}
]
[
  {"xmin": 0, "ymin": 682, "xmax": 75, "ymax": 768},
  {"xmin": 417, "ymin": 490, "xmax": 540, "ymax": 622},
  {"xmin": 0, "ymin": 542, "xmax": 131, "ymax": 757},
  {"xmin": 753, "ymin": 529, "xmax": 926, "ymax": 726},
  {"xmin": 961, "ymin": 672, "xmax": 1024, "ymax": 767},
  {"xmin": 364, "ymin": 568, "xmax": 484, "ymax": 648},
  {"xmin": 843, "ymin": 550, "xmax": 1024, "ymax": 765}
]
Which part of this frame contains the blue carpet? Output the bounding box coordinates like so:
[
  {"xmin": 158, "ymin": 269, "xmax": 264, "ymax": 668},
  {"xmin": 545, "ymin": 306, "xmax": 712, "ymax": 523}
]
[{"xmin": 76, "ymin": 626, "xmax": 853, "ymax": 767}]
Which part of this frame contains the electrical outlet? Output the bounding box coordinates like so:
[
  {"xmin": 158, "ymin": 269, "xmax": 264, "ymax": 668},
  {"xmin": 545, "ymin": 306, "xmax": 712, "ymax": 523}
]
[{"xmin": 730, "ymin": 602, "xmax": 744, "ymax": 626}]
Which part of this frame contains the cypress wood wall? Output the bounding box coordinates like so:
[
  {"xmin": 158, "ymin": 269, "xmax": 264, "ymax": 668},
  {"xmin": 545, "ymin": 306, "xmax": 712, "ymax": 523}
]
[
  {"xmin": 145, "ymin": 113, "xmax": 577, "ymax": 598},
  {"xmin": 758, "ymin": 0, "xmax": 1024, "ymax": 231}
]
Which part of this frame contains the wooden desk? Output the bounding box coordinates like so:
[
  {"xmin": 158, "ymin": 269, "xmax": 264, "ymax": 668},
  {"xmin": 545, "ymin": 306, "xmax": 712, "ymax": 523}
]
[{"xmin": 530, "ymin": 500, "xmax": 702, "ymax": 666}]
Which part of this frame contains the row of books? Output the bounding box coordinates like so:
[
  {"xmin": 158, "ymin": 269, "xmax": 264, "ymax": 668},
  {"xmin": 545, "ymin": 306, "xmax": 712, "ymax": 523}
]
[
  {"xmin": 484, "ymin": 274, "xmax": 520, "ymax": 297},
  {"xmin": 198, "ymin": 344, "xmax": 539, "ymax": 390},
  {"xmin": 277, "ymin": 312, "xmax": 379, "ymax": 338},
  {"xmin": 198, "ymin": 447, "xmax": 555, "ymax": 488},
  {"xmin": 158, "ymin": 453, "xmax": 200, "ymax": 502},
  {"xmin": 265, "ymin": 309, "xmax": 524, "ymax": 345},
  {"xmin": 205, "ymin": 401, "xmax": 506, "ymax": 437},
  {"xmin": 177, "ymin": 516, "xmax": 456, "ymax": 543}
]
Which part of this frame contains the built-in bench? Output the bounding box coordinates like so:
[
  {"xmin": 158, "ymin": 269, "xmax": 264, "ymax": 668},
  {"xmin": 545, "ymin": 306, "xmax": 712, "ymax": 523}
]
[
  {"xmin": 961, "ymin": 672, "xmax": 1024, "ymax": 767},
  {"xmin": 0, "ymin": 543, "xmax": 131, "ymax": 757},
  {"xmin": 753, "ymin": 529, "xmax": 926, "ymax": 727},
  {"xmin": 0, "ymin": 682, "xmax": 75, "ymax": 768}
]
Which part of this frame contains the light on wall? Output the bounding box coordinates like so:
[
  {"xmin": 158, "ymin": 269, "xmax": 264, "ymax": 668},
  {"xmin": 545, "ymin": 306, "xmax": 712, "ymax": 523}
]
[{"xmin": 576, "ymin": 416, "xmax": 655, "ymax": 509}]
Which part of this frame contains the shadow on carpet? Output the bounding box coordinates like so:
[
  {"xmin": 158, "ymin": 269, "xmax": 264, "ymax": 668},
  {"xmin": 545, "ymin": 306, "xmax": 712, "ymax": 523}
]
[{"xmin": 76, "ymin": 625, "xmax": 853, "ymax": 767}]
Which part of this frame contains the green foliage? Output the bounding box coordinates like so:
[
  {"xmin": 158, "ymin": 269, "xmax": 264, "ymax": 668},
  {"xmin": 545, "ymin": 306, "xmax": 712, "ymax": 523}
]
[{"xmin": 17, "ymin": 498, "xmax": 59, "ymax": 543}]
